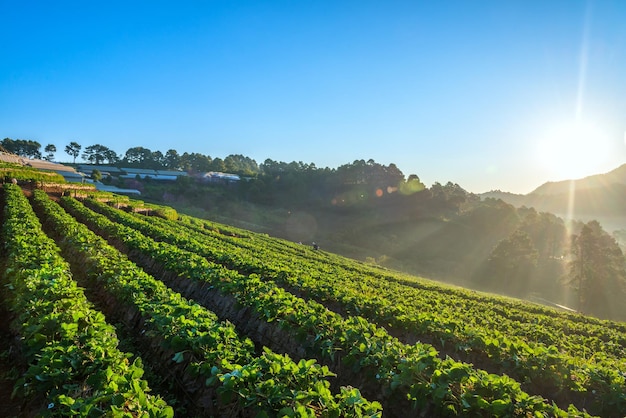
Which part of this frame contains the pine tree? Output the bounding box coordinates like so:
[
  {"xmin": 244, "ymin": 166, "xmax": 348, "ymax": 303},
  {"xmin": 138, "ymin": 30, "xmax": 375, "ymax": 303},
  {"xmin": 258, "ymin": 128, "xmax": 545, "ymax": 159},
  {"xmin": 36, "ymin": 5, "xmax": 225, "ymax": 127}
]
[{"xmin": 568, "ymin": 220, "xmax": 626, "ymax": 319}]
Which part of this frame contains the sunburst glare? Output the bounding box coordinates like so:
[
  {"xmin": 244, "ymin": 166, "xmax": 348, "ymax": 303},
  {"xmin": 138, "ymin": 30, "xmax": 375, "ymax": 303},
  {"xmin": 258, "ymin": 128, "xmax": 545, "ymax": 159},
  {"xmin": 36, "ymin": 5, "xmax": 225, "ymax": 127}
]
[{"xmin": 536, "ymin": 119, "xmax": 611, "ymax": 180}]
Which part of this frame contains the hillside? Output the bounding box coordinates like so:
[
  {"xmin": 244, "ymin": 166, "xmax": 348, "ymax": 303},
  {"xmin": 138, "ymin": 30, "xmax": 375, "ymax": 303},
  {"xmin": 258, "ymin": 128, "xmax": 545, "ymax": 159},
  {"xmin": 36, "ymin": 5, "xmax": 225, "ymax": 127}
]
[
  {"xmin": 101, "ymin": 160, "xmax": 626, "ymax": 323},
  {"xmin": 2, "ymin": 184, "xmax": 625, "ymax": 416},
  {"xmin": 530, "ymin": 164, "xmax": 626, "ymax": 196}
]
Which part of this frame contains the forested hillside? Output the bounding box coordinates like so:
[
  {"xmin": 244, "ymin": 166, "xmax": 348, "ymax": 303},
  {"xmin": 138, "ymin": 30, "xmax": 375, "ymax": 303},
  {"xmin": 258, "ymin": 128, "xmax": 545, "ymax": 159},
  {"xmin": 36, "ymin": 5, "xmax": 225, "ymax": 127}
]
[{"xmin": 128, "ymin": 159, "xmax": 626, "ymax": 322}]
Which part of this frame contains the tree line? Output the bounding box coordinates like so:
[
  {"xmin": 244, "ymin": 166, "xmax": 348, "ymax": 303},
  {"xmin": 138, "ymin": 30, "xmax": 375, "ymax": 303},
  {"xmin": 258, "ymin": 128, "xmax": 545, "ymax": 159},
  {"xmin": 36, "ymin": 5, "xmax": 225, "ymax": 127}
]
[
  {"xmin": 1, "ymin": 139, "xmax": 425, "ymax": 192},
  {"xmin": 472, "ymin": 205, "xmax": 626, "ymax": 319},
  {"xmin": 1, "ymin": 138, "xmax": 259, "ymax": 175}
]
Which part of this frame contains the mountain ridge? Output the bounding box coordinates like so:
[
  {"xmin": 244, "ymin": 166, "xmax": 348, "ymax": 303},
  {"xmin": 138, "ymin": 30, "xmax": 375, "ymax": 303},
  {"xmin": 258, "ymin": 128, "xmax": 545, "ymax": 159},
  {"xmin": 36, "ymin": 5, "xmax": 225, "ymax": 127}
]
[
  {"xmin": 530, "ymin": 163, "xmax": 626, "ymax": 196},
  {"xmin": 480, "ymin": 163, "xmax": 626, "ymax": 231}
]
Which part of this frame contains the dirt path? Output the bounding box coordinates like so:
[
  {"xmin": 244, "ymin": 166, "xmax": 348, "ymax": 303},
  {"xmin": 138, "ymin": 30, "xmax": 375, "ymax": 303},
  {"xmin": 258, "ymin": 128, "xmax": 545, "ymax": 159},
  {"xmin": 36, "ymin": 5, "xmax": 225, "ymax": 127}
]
[{"xmin": 0, "ymin": 301, "xmax": 27, "ymax": 418}]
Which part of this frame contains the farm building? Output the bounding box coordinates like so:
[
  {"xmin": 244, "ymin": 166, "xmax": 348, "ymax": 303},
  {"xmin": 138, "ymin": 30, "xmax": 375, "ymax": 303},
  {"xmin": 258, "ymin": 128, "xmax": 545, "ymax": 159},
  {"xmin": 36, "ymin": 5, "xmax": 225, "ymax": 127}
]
[{"xmin": 197, "ymin": 171, "xmax": 240, "ymax": 183}]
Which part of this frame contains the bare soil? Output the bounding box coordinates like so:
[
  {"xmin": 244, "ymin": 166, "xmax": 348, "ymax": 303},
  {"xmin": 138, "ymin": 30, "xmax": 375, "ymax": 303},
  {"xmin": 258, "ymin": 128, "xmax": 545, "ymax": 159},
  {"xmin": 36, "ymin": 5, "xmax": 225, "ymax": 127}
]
[{"xmin": 0, "ymin": 301, "xmax": 35, "ymax": 417}]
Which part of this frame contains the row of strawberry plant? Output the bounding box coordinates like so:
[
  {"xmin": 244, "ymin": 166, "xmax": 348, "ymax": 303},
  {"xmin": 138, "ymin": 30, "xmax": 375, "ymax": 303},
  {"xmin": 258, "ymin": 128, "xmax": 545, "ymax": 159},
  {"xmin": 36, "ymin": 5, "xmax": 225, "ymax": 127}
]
[
  {"xmin": 173, "ymin": 206, "xmax": 626, "ymax": 350},
  {"xmin": 252, "ymin": 221, "xmax": 626, "ymax": 337},
  {"xmin": 0, "ymin": 184, "xmax": 173, "ymax": 417},
  {"xmin": 249, "ymin": 237, "xmax": 626, "ymax": 372},
  {"xmin": 65, "ymin": 195, "xmax": 586, "ymax": 417},
  {"xmin": 127, "ymin": 197, "xmax": 625, "ymax": 335},
  {"xmin": 104, "ymin": 192, "xmax": 626, "ymax": 341},
  {"xmin": 32, "ymin": 190, "xmax": 381, "ymax": 417},
  {"xmin": 161, "ymin": 209, "xmax": 626, "ymax": 416},
  {"xmin": 82, "ymin": 197, "xmax": 625, "ymax": 415},
  {"xmin": 174, "ymin": 202, "xmax": 626, "ymax": 335},
  {"xmin": 141, "ymin": 193, "xmax": 626, "ymax": 336},
  {"xmin": 148, "ymin": 207, "xmax": 626, "ymax": 359}
]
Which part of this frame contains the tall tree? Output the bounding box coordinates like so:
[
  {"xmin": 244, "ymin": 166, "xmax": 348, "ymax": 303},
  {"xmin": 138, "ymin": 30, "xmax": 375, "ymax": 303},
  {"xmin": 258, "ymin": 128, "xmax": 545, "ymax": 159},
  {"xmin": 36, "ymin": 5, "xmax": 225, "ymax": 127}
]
[
  {"xmin": 44, "ymin": 144, "xmax": 57, "ymax": 161},
  {"xmin": 65, "ymin": 141, "xmax": 81, "ymax": 164},
  {"xmin": 568, "ymin": 220, "xmax": 626, "ymax": 319},
  {"xmin": 428, "ymin": 182, "xmax": 473, "ymax": 216},
  {"xmin": 224, "ymin": 154, "xmax": 259, "ymax": 176},
  {"xmin": 180, "ymin": 152, "xmax": 212, "ymax": 172},
  {"xmin": 123, "ymin": 147, "xmax": 154, "ymax": 167},
  {"xmin": 480, "ymin": 229, "xmax": 538, "ymax": 296},
  {"xmin": 2, "ymin": 138, "xmax": 18, "ymax": 155},
  {"xmin": 82, "ymin": 144, "xmax": 116, "ymax": 165},
  {"xmin": 151, "ymin": 150, "xmax": 164, "ymax": 168},
  {"xmin": 103, "ymin": 148, "xmax": 120, "ymax": 164},
  {"xmin": 209, "ymin": 157, "xmax": 226, "ymax": 172},
  {"xmin": 518, "ymin": 208, "xmax": 567, "ymax": 259},
  {"xmin": 23, "ymin": 140, "xmax": 42, "ymax": 159},
  {"xmin": 163, "ymin": 149, "xmax": 181, "ymax": 170}
]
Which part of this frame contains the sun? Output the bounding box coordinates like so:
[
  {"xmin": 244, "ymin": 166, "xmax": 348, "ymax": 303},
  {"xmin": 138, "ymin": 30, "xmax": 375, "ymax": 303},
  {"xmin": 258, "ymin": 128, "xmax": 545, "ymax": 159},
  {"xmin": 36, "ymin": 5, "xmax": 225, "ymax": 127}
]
[{"xmin": 536, "ymin": 119, "xmax": 611, "ymax": 180}]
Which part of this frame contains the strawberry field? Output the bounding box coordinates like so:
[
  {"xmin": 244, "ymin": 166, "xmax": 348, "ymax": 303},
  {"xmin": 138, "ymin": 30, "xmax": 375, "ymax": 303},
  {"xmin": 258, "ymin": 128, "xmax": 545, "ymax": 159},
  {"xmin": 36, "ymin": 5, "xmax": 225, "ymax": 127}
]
[{"xmin": 1, "ymin": 183, "xmax": 625, "ymax": 417}]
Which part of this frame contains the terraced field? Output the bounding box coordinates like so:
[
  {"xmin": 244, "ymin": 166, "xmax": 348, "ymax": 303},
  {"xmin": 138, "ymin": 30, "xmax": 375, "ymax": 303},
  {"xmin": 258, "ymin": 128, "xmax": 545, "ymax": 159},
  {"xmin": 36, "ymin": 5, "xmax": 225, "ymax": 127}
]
[{"xmin": 2, "ymin": 183, "xmax": 625, "ymax": 416}]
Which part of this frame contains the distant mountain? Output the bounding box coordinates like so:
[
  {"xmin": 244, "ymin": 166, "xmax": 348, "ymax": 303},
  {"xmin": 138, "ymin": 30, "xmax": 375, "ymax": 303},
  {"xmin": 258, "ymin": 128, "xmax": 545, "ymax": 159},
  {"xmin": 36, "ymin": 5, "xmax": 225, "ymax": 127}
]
[
  {"xmin": 479, "ymin": 190, "xmax": 527, "ymax": 207},
  {"xmin": 530, "ymin": 164, "xmax": 626, "ymax": 195},
  {"xmin": 480, "ymin": 164, "xmax": 626, "ymax": 231}
]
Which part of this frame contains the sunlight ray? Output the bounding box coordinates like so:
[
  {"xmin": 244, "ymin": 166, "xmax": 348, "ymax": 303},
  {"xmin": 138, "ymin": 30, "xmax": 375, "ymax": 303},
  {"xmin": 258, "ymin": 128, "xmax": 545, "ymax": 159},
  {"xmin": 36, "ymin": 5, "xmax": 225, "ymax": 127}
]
[
  {"xmin": 575, "ymin": 1, "xmax": 592, "ymax": 119},
  {"xmin": 566, "ymin": 179, "xmax": 576, "ymax": 223}
]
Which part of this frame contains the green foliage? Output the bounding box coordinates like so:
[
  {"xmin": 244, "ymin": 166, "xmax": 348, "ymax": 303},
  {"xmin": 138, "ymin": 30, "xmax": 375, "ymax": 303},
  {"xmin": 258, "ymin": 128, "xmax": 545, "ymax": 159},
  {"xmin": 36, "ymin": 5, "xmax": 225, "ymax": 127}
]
[
  {"xmin": 1, "ymin": 137, "xmax": 42, "ymax": 158},
  {"xmin": 0, "ymin": 162, "xmax": 66, "ymax": 183},
  {"xmin": 568, "ymin": 220, "xmax": 626, "ymax": 319},
  {"xmin": 64, "ymin": 142, "xmax": 81, "ymax": 164},
  {"xmin": 1, "ymin": 184, "xmax": 171, "ymax": 416},
  {"xmin": 123, "ymin": 147, "xmax": 156, "ymax": 168},
  {"xmin": 91, "ymin": 169, "xmax": 102, "ymax": 182},
  {"xmin": 82, "ymin": 144, "xmax": 118, "ymax": 165},
  {"xmin": 224, "ymin": 154, "xmax": 259, "ymax": 176},
  {"xmin": 64, "ymin": 196, "xmax": 604, "ymax": 416},
  {"xmin": 44, "ymin": 144, "xmax": 57, "ymax": 161},
  {"xmin": 151, "ymin": 206, "xmax": 178, "ymax": 220},
  {"xmin": 255, "ymin": 158, "xmax": 414, "ymax": 208},
  {"xmin": 480, "ymin": 230, "xmax": 538, "ymax": 296},
  {"xmin": 7, "ymin": 182, "xmax": 626, "ymax": 416},
  {"xmin": 32, "ymin": 190, "xmax": 381, "ymax": 416}
]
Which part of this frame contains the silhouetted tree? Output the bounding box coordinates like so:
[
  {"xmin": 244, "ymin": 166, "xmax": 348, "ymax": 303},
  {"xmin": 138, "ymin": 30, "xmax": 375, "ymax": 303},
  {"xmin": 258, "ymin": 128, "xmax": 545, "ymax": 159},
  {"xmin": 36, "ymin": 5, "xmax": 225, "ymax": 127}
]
[
  {"xmin": 568, "ymin": 221, "xmax": 626, "ymax": 319},
  {"xmin": 103, "ymin": 148, "xmax": 119, "ymax": 164},
  {"xmin": 123, "ymin": 147, "xmax": 154, "ymax": 167},
  {"xmin": 180, "ymin": 152, "xmax": 212, "ymax": 172},
  {"xmin": 518, "ymin": 208, "xmax": 567, "ymax": 259},
  {"xmin": 65, "ymin": 141, "xmax": 81, "ymax": 163},
  {"xmin": 44, "ymin": 144, "xmax": 56, "ymax": 161},
  {"xmin": 482, "ymin": 230, "xmax": 538, "ymax": 296},
  {"xmin": 82, "ymin": 144, "xmax": 118, "ymax": 165},
  {"xmin": 428, "ymin": 182, "xmax": 472, "ymax": 216},
  {"xmin": 152, "ymin": 150, "xmax": 164, "ymax": 168},
  {"xmin": 2, "ymin": 138, "xmax": 42, "ymax": 158},
  {"xmin": 163, "ymin": 149, "xmax": 181, "ymax": 170}
]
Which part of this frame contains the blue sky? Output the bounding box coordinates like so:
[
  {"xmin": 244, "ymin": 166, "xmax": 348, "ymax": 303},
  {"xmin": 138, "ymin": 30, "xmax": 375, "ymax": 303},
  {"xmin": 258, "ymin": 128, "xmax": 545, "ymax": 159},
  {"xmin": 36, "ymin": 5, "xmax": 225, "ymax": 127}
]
[{"xmin": 2, "ymin": 0, "xmax": 626, "ymax": 193}]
